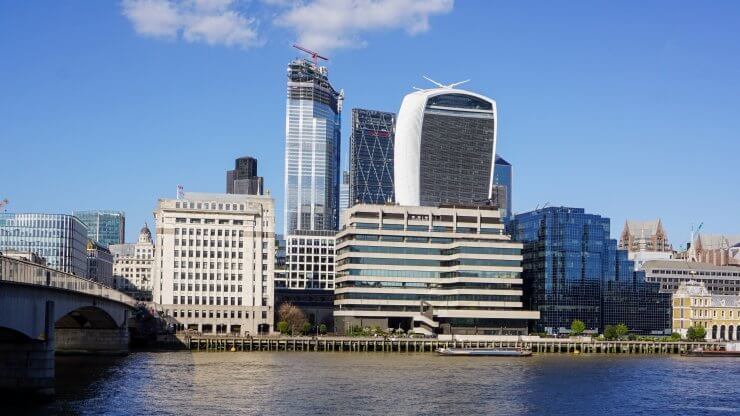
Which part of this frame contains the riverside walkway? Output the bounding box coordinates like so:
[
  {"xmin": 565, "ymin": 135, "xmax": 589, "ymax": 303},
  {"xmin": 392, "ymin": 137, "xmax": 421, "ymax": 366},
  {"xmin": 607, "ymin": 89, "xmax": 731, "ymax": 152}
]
[{"xmin": 183, "ymin": 335, "xmax": 722, "ymax": 355}]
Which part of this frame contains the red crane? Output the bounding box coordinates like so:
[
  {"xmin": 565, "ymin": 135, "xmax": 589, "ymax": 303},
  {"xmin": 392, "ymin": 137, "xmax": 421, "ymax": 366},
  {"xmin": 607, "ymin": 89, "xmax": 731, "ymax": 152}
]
[{"xmin": 292, "ymin": 44, "xmax": 328, "ymax": 66}]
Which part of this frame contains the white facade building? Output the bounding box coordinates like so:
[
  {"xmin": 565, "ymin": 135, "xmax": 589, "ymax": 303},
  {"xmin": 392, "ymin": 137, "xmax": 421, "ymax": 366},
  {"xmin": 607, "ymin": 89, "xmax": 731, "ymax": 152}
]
[
  {"xmin": 110, "ymin": 223, "xmax": 155, "ymax": 301},
  {"xmin": 283, "ymin": 231, "xmax": 335, "ymax": 290},
  {"xmin": 394, "ymin": 87, "xmax": 497, "ymax": 207},
  {"xmin": 153, "ymin": 192, "xmax": 276, "ymax": 335}
]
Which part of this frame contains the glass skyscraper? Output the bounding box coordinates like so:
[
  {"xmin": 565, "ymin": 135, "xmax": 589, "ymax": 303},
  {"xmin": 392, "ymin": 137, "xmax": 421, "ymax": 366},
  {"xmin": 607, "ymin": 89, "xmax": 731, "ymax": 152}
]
[
  {"xmin": 493, "ymin": 155, "xmax": 512, "ymax": 220},
  {"xmin": 72, "ymin": 210, "xmax": 125, "ymax": 247},
  {"xmin": 0, "ymin": 213, "xmax": 89, "ymax": 276},
  {"xmin": 284, "ymin": 58, "xmax": 343, "ymax": 234},
  {"xmin": 226, "ymin": 156, "xmax": 264, "ymax": 195},
  {"xmin": 349, "ymin": 108, "xmax": 395, "ymax": 205},
  {"xmin": 507, "ymin": 207, "xmax": 670, "ymax": 335}
]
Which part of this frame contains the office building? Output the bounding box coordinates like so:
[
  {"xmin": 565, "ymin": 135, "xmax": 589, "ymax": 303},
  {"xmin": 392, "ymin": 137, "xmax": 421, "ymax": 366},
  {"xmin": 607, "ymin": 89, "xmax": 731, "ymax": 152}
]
[
  {"xmin": 152, "ymin": 193, "xmax": 275, "ymax": 335},
  {"xmin": 283, "ymin": 230, "xmax": 335, "ymax": 290},
  {"xmin": 334, "ymin": 204, "xmax": 539, "ymax": 336},
  {"xmin": 86, "ymin": 240, "xmax": 113, "ymax": 287},
  {"xmin": 109, "ymin": 223, "xmax": 155, "ymax": 301},
  {"xmin": 73, "ymin": 210, "xmax": 126, "ymax": 247},
  {"xmin": 226, "ymin": 156, "xmax": 264, "ymax": 195},
  {"xmin": 643, "ymin": 260, "xmax": 740, "ymax": 295},
  {"xmin": 284, "ymin": 58, "xmax": 343, "ymax": 234},
  {"xmin": 349, "ymin": 108, "xmax": 395, "ymax": 206},
  {"xmin": 493, "ymin": 155, "xmax": 512, "ymax": 220},
  {"xmin": 508, "ymin": 207, "xmax": 670, "ymax": 335},
  {"xmin": 0, "ymin": 213, "xmax": 88, "ymax": 276},
  {"xmin": 395, "ymin": 87, "xmax": 497, "ymax": 207},
  {"xmin": 339, "ymin": 170, "xmax": 350, "ymax": 225},
  {"xmin": 672, "ymin": 280, "xmax": 740, "ymax": 341},
  {"xmin": 688, "ymin": 233, "xmax": 740, "ymax": 266}
]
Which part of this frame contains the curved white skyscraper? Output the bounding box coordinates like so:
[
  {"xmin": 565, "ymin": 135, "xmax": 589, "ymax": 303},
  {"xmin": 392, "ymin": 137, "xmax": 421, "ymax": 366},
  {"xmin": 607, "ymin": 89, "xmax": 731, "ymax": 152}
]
[{"xmin": 394, "ymin": 88, "xmax": 497, "ymax": 207}]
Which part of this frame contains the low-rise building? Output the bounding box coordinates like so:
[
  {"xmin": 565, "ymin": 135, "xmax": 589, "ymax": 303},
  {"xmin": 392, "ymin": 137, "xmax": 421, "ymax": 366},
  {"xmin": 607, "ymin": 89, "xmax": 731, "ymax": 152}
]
[
  {"xmin": 619, "ymin": 219, "xmax": 673, "ymax": 270},
  {"xmin": 335, "ymin": 204, "xmax": 539, "ymax": 336},
  {"xmin": 643, "ymin": 260, "xmax": 740, "ymax": 295},
  {"xmin": 672, "ymin": 280, "xmax": 740, "ymax": 341},
  {"xmin": 689, "ymin": 233, "xmax": 740, "ymax": 266},
  {"xmin": 86, "ymin": 240, "xmax": 113, "ymax": 287},
  {"xmin": 109, "ymin": 223, "xmax": 155, "ymax": 301}
]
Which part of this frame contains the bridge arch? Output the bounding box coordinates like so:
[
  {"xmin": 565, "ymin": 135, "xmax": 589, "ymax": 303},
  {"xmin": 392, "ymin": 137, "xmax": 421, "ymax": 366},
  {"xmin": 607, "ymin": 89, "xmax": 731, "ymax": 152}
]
[
  {"xmin": 55, "ymin": 306, "xmax": 119, "ymax": 330},
  {"xmin": 0, "ymin": 326, "xmax": 33, "ymax": 344}
]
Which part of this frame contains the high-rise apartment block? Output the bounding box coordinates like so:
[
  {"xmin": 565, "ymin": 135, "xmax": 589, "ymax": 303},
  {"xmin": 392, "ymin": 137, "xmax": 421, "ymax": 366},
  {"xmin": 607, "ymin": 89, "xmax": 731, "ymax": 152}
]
[
  {"xmin": 284, "ymin": 58, "xmax": 343, "ymax": 234},
  {"xmin": 0, "ymin": 213, "xmax": 88, "ymax": 277},
  {"xmin": 395, "ymin": 88, "xmax": 497, "ymax": 207},
  {"xmin": 349, "ymin": 108, "xmax": 395, "ymax": 206},
  {"xmin": 508, "ymin": 207, "xmax": 670, "ymax": 335},
  {"xmin": 226, "ymin": 156, "xmax": 264, "ymax": 196},
  {"xmin": 73, "ymin": 210, "xmax": 126, "ymax": 247},
  {"xmin": 110, "ymin": 223, "xmax": 155, "ymax": 301},
  {"xmin": 334, "ymin": 204, "xmax": 539, "ymax": 335},
  {"xmin": 153, "ymin": 193, "xmax": 275, "ymax": 335}
]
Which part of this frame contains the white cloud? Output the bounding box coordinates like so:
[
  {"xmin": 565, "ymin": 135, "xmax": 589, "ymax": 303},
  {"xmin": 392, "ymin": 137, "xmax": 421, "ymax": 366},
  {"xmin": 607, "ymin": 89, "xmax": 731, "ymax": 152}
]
[
  {"xmin": 274, "ymin": 0, "xmax": 454, "ymax": 52},
  {"xmin": 122, "ymin": 0, "xmax": 262, "ymax": 48}
]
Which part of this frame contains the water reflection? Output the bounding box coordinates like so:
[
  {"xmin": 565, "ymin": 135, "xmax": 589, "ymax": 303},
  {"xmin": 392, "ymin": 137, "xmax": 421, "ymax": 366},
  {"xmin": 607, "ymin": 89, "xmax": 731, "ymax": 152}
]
[{"xmin": 11, "ymin": 352, "xmax": 740, "ymax": 415}]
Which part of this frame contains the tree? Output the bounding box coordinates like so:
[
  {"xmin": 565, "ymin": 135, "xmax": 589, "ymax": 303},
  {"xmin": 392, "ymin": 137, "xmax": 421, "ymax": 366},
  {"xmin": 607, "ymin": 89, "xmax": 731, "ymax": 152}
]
[
  {"xmin": 669, "ymin": 332, "xmax": 681, "ymax": 342},
  {"xmin": 604, "ymin": 325, "xmax": 617, "ymax": 340},
  {"xmin": 570, "ymin": 320, "xmax": 586, "ymax": 336},
  {"xmin": 687, "ymin": 324, "xmax": 706, "ymax": 341},
  {"xmin": 302, "ymin": 322, "xmax": 311, "ymax": 335},
  {"xmin": 318, "ymin": 323, "xmax": 327, "ymax": 335},
  {"xmin": 615, "ymin": 324, "xmax": 629, "ymax": 339},
  {"xmin": 277, "ymin": 320, "xmax": 289, "ymax": 335},
  {"xmin": 278, "ymin": 302, "xmax": 307, "ymax": 335}
]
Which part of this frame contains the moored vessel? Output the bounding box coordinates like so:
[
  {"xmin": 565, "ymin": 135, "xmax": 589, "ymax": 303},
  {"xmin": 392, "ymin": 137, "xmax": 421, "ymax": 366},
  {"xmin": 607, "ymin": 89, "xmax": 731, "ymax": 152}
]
[{"xmin": 436, "ymin": 347, "xmax": 532, "ymax": 357}]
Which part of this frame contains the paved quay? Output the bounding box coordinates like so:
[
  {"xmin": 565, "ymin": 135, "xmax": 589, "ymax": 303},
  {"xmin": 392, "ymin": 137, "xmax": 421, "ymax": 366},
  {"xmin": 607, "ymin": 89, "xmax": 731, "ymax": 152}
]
[{"xmin": 181, "ymin": 335, "xmax": 723, "ymax": 354}]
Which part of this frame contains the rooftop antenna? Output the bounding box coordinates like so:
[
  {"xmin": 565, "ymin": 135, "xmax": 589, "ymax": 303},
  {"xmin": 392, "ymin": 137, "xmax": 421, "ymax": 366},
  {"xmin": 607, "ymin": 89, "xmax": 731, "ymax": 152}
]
[
  {"xmin": 422, "ymin": 75, "xmax": 471, "ymax": 89},
  {"xmin": 292, "ymin": 44, "xmax": 328, "ymax": 66}
]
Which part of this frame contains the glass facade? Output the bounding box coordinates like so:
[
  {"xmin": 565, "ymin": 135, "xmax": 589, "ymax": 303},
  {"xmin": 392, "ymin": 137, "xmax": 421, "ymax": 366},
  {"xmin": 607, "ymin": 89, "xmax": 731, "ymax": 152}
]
[
  {"xmin": 0, "ymin": 213, "xmax": 89, "ymax": 276},
  {"xmin": 349, "ymin": 108, "xmax": 395, "ymax": 205},
  {"xmin": 507, "ymin": 207, "xmax": 670, "ymax": 335},
  {"xmin": 284, "ymin": 59, "xmax": 343, "ymax": 234},
  {"xmin": 493, "ymin": 155, "xmax": 512, "ymax": 220},
  {"xmin": 419, "ymin": 93, "xmax": 494, "ymax": 206},
  {"xmin": 73, "ymin": 210, "xmax": 125, "ymax": 247},
  {"xmin": 226, "ymin": 156, "xmax": 264, "ymax": 195}
]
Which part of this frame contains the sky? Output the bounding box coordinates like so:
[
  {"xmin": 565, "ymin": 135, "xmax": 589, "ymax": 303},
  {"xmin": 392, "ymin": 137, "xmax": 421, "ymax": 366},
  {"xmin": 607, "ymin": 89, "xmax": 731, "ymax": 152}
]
[{"xmin": 1, "ymin": 0, "xmax": 739, "ymax": 248}]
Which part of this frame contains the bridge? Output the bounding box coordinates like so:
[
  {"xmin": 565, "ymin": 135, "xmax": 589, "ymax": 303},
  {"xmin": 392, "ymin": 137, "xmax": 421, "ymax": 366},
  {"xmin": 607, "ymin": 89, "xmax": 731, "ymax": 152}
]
[{"xmin": 0, "ymin": 255, "xmax": 137, "ymax": 398}]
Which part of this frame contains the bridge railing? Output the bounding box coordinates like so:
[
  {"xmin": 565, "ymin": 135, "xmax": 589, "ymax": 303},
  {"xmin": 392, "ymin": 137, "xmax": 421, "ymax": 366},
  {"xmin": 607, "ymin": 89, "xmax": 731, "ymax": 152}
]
[{"xmin": 0, "ymin": 255, "xmax": 137, "ymax": 307}]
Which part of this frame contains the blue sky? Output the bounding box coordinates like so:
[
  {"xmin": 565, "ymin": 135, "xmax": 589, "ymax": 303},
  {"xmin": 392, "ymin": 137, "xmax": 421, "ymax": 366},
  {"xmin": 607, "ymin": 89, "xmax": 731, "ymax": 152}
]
[{"xmin": 1, "ymin": 1, "xmax": 739, "ymax": 247}]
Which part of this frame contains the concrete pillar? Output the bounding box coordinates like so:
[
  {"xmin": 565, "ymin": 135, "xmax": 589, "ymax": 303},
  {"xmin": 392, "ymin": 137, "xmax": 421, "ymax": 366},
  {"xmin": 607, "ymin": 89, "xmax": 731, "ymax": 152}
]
[{"xmin": 55, "ymin": 328, "xmax": 129, "ymax": 355}]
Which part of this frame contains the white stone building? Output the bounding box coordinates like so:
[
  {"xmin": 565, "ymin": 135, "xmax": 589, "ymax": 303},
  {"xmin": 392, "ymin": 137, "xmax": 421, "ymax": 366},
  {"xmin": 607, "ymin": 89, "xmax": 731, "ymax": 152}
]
[
  {"xmin": 109, "ymin": 223, "xmax": 155, "ymax": 301},
  {"xmin": 152, "ymin": 192, "xmax": 275, "ymax": 335}
]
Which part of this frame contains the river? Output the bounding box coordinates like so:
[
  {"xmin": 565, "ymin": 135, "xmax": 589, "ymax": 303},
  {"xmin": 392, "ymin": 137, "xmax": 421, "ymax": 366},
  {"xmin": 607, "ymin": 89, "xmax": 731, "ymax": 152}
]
[{"xmin": 9, "ymin": 352, "xmax": 739, "ymax": 415}]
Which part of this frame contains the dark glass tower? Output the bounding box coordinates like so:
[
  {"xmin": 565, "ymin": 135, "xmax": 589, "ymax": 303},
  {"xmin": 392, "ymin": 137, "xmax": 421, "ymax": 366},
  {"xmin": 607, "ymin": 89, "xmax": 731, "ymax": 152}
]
[
  {"xmin": 227, "ymin": 156, "xmax": 264, "ymax": 195},
  {"xmin": 507, "ymin": 207, "xmax": 670, "ymax": 335},
  {"xmin": 349, "ymin": 108, "xmax": 395, "ymax": 205},
  {"xmin": 493, "ymin": 155, "xmax": 512, "ymax": 220}
]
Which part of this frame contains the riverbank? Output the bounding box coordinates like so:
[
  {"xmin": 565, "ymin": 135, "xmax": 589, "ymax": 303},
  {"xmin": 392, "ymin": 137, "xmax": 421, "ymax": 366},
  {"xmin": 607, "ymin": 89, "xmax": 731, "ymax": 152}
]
[{"xmin": 181, "ymin": 334, "xmax": 724, "ymax": 354}]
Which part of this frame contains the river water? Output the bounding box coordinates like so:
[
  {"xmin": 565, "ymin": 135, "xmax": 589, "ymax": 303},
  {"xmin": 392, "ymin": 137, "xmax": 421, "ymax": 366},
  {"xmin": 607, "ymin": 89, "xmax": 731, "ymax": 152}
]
[{"xmin": 10, "ymin": 352, "xmax": 740, "ymax": 415}]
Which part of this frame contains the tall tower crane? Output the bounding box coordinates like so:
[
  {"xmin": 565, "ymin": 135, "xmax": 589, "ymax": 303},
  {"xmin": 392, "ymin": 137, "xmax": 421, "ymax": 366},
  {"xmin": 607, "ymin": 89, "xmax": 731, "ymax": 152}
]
[{"xmin": 292, "ymin": 44, "xmax": 328, "ymax": 66}]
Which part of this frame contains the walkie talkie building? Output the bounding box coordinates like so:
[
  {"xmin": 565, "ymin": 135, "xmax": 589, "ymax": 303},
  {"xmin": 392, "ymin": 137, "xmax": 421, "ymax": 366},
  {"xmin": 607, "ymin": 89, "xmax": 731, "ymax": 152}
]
[{"xmin": 394, "ymin": 88, "xmax": 497, "ymax": 207}]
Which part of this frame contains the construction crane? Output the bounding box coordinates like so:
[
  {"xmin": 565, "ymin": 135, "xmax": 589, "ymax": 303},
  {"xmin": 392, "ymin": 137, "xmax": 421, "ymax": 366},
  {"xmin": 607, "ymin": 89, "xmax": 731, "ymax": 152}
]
[
  {"xmin": 292, "ymin": 44, "xmax": 328, "ymax": 66},
  {"xmin": 0, "ymin": 198, "xmax": 8, "ymax": 212}
]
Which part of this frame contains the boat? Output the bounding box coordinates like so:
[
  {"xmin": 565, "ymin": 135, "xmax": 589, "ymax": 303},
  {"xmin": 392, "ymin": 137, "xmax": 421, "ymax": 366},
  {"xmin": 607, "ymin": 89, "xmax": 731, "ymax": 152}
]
[
  {"xmin": 682, "ymin": 347, "xmax": 740, "ymax": 357},
  {"xmin": 436, "ymin": 347, "xmax": 532, "ymax": 357}
]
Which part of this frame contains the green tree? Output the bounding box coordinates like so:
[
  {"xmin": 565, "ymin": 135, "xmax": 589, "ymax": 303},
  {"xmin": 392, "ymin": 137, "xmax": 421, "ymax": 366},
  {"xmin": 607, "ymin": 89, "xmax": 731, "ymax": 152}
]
[
  {"xmin": 687, "ymin": 324, "xmax": 706, "ymax": 341},
  {"xmin": 604, "ymin": 325, "xmax": 617, "ymax": 340},
  {"xmin": 302, "ymin": 322, "xmax": 311, "ymax": 335},
  {"xmin": 615, "ymin": 323, "xmax": 629, "ymax": 339},
  {"xmin": 570, "ymin": 319, "xmax": 586, "ymax": 336},
  {"xmin": 277, "ymin": 320, "xmax": 289, "ymax": 335},
  {"xmin": 318, "ymin": 323, "xmax": 327, "ymax": 335},
  {"xmin": 669, "ymin": 332, "xmax": 681, "ymax": 342}
]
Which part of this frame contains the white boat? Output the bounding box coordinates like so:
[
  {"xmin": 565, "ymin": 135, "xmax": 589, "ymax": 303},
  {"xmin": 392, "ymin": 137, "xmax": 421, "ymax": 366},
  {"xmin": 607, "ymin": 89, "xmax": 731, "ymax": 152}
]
[{"xmin": 436, "ymin": 347, "xmax": 532, "ymax": 357}]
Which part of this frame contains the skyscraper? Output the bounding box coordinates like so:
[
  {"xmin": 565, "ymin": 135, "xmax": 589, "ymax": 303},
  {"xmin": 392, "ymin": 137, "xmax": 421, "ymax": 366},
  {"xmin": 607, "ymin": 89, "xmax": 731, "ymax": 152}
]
[
  {"xmin": 507, "ymin": 207, "xmax": 670, "ymax": 335},
  {"xmin": 226, "ymin": 156, "xmax": 264, "ymax": 195},
  {"xmin": 73, "ymin": 210, "xmax": 126, "ymax": 247},
  {"xmin": 493, "ymin": 155, "xmax": 512, "ymax": 220},
  {"xmin": 284, "ymin": 58, "xmax": 343, "ymax": 234},
  {"xmin": 339, "ymin": 170, "xmax": 350, "ymax": 224},
  {"xmin": 349, "ymin": 108, "xmax": 395, "ymax": 206},
  {"xmin": 395, "ymin": 88, "xmax": 496, "ymax": 207}
]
